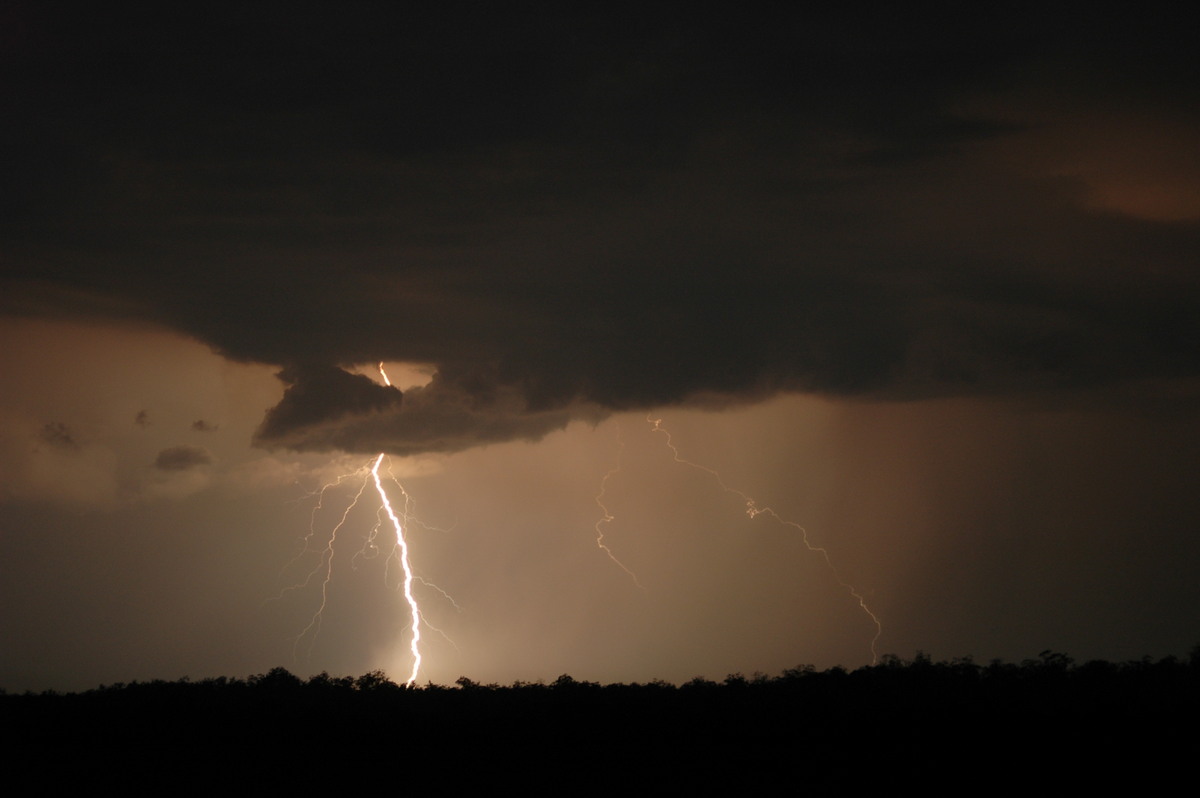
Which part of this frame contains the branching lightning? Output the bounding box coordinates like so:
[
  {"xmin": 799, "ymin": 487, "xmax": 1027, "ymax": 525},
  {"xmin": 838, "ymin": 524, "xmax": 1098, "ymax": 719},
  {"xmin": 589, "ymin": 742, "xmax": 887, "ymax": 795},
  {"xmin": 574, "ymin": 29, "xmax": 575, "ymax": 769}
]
[
  {"xmin": 271, "ymin": 364, "xmax": 435, "ymax": 687},
  {"xmin": 274, "ymin": 380, "xmax": 879, "ymax": 681},
  {"xmin": 647, "ymin": 415, "xmax": 882, "ymax": 664},
  {"xmin": 290, "ymin": 471, "xmax": 373, "ymax": 661}
]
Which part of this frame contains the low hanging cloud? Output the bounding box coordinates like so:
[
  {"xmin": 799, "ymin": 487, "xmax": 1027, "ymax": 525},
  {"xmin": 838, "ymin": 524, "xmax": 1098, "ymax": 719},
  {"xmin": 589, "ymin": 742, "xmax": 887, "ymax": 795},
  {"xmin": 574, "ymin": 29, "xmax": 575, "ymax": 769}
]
[
  {"xmin": 254, "ymin": 369, "xmax": 601, "ymax": 456},
  {"xmin": 254, "ymin": 364, "xmax": 403, "ymax": 448},
  {"xmin": 37, "ymin": 422, "xmax": 79, "ymax": 450},
  {"xmin": 154, "ymin": 445, "xmax": 213, "ymax": 471}
]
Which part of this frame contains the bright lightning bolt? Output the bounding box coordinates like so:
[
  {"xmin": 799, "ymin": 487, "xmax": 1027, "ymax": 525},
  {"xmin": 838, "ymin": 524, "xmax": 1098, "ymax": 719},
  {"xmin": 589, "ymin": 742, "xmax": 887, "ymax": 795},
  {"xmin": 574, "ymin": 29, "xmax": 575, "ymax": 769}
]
[
  {"xmin": 275, "ymin": 376, "xmax": 878, "ymax": 681},
  {"xmin": 373, "ymin": 362, "xmax": 423, "ymax": 686},
  {"xmin": 272, "ymin": 364, "xmax": 432, "ymax": 687},
  {"xmin": 647, "ymin": 414, "xmax": 883, "ymax": 665},
  {"xmin": 371, "ymin": 451, "xmax": 421, "ymax": 686}
]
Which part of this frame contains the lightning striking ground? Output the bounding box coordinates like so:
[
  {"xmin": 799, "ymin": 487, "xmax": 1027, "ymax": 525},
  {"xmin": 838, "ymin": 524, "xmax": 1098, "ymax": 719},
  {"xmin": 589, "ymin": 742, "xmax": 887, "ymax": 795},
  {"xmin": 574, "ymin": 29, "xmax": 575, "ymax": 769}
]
[
  {"xmin": 277, "ymin": 395, "xmax": 877, "ymax": 681},
  {"xmin": 371, "ymin": 363, "xmax": 423, "ymax": 686},
  {"xmin": 647, "ymin": 415, "xmax": 883, "ymax": 664},
  {"xmin": 370, "ymin": 451, "xmax": 421, "ymax": 685},
  {"xmin": 272, "ymin": 364, "xmax": 429, "ymax": 686}
]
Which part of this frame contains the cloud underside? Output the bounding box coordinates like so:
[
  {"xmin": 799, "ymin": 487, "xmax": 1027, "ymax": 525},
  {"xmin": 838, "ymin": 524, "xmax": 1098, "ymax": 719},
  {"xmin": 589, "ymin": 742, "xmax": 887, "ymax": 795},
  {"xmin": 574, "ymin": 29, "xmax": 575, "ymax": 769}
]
[
  {"xmin": 245, "ymin": 273, "xmax": 1199, "ymax": 456},
  {"xmin": 154, "ymin": 445, "xmax": 213, "ymax": 471},
  {"xmin": 4, "ymin": 8, "xmax": 1199, "ymax": 454},
  {"xmin": 255, "ymin": 377, "xmax": 591, "ymax": 456}
]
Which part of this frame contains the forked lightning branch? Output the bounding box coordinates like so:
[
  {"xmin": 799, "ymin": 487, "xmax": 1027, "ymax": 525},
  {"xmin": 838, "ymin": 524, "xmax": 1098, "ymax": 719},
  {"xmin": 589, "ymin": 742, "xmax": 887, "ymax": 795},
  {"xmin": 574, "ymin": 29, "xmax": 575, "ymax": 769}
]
[{"xmin": 276, "ymin": 373, "xmax": 881, "ymax": 684}]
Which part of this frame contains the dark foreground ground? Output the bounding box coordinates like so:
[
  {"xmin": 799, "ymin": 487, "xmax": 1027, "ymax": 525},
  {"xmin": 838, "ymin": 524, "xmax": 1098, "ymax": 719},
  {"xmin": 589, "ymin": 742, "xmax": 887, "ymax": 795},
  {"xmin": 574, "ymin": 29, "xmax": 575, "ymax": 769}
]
[{"xmin": 4, "ymin": 652, "xmax": 1197, "ymax": 792}]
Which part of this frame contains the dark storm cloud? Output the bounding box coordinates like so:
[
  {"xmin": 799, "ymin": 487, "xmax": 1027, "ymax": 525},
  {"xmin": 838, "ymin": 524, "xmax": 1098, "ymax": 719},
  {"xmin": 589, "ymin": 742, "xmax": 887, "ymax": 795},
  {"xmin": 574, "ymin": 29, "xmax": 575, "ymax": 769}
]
[
  {"xmin": 4, "ymin": 6, "xmax": 1200, "ymax": 454},
  {"xmin": 254, "ymin": 364, "xmax": 402, "ymax": 449},
  {"xmin": 255, "ymin": 370, "xmax": 594, "ymax": 456},
  {"xmin": 153, "ymin": 445, "xmax": 213, "ymax": 471},
  {"xmin": 37, "ymin": 422, "xmax": 79, "ymax": 450}
]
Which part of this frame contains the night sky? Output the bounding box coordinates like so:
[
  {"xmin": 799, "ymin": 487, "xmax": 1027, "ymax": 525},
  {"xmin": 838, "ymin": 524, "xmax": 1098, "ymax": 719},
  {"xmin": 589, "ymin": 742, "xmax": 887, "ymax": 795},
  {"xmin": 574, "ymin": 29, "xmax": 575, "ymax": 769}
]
[{"xmin": 3, "ymin": 4, "xmax": 1199, "ymax": 691}]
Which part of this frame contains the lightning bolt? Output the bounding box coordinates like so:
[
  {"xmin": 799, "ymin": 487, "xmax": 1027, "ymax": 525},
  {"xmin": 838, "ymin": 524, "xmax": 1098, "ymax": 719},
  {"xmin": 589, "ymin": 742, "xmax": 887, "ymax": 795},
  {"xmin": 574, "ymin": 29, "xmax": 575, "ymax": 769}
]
[
  {"xmin": 271, "ymin": 364, "xmax": 431, "ymax": 686},
  {"xmin": 373, "ymin": 363, "xmax": 423, "ymax": 686},
  {"xmin": 370, "ymin": 451, "xmax": 421, "ymax": 685},
  {"xmin": 647, "ymin": 414, "xmax": 882, "ymax": 665},
  {"xmin": 290, "ymin": 467, "xmax": 374, "ymax": 661},
  {"xmin": 592, "ymin": 421, "xmax": 645, "ymax": 589}
]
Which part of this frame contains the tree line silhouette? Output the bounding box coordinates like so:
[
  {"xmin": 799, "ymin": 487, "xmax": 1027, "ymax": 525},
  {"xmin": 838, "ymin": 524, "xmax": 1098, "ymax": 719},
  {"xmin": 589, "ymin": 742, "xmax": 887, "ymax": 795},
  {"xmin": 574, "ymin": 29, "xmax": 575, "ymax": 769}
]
[{"xmin": 5, "ymin": 650, "xmax": 1197, "ymax": 791}]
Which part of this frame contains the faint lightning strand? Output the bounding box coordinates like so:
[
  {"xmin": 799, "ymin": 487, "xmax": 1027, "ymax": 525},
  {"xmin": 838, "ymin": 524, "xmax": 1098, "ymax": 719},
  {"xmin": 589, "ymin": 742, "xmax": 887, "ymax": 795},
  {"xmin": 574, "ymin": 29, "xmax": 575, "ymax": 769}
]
[
  {"xmin": 274, "ymin": 466, "xmax": 371, "ymax": 589},
  {"xmin": 416, "ymin": 576, "xmax": 464, "ymax": 612},
  {"xmin": 592, "ymin": 422, "xmax": 646, "ymax": 589},
  {"xmin": 291, "ymin": 471, "xmax": 374, "ymax": 660},
  {"xmin": 647, "ymin": 414, "xmax": 882, "ymax": 664},
  {"xmin": 384, "ymin": 456, "xmax": 458, "ymax": 535},
  {"xmin": 350, "ymin": 511, "xmax": 386, "ymax": 567},
  {"xmin": 417, "ymin": 613, "xmax": 462, "ymax": 653}
]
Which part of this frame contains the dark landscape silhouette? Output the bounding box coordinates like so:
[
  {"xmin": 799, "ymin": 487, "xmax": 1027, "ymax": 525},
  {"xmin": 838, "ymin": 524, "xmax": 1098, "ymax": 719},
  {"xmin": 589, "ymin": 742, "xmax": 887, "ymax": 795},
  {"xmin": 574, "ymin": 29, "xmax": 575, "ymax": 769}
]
[{"xmin": 5, "ymin": 650, "xmax": 1196, "ymax": 791}]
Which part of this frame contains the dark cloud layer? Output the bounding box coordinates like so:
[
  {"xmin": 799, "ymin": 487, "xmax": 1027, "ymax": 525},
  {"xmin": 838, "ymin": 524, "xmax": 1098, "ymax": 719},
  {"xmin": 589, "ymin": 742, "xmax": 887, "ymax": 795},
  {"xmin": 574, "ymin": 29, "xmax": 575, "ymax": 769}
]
[
  {"xmin": 37, "ymin": 422, "xmax": 78, "ymax": 450},
  {"xmin": 255, "ymin": 364, "xmax": 402, "ymax": 449},
  {"xmin": 4, "ymin": 6, "xmax": 1199, "ymax": 453},
  {"xmin": 153, "ymin": 445, "xmax": 213, "ymax": 471}
]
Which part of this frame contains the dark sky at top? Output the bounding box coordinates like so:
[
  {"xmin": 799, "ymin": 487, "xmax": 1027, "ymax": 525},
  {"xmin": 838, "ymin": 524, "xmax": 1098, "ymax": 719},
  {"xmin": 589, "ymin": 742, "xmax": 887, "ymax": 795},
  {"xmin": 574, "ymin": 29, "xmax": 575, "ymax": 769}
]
[{"xmin": 6, "ymin": 3, "xmax": 1198, "ymax": 453}]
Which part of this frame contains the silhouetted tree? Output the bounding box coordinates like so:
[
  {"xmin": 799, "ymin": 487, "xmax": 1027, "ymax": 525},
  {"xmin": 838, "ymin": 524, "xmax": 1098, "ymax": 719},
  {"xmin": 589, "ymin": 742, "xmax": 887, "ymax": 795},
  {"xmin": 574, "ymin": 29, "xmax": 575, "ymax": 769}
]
[{"xmin": 249, "ymin": 667, "xmax": 302, "ymax": 690}]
